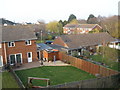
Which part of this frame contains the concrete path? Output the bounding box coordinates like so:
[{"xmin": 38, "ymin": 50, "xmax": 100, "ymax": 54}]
[{"xmin": 14, "ymin": 60, "xmax": 70, "ymax": 71}]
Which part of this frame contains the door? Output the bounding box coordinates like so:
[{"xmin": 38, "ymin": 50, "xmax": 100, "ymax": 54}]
[
  {"xmin": 27, "ymin": 52, "xmax": 32, "ymax": 62},
  {"xmin": 37, "ymin": 51, "xmax": 41, "ymax": 60},
  {"xmin": 0, "ymin": 56, "xmax": 3, "ymax": 67},
  {"xmin": 16, "ymin": 54, "xmax": 22, "ymax": 64},
  {"xmin": 10, "ymin": 55, "xmax": 15, "ymax": 65}
]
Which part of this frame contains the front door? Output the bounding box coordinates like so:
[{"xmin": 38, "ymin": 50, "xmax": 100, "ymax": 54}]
[{"xmin": 27, "ymin": 52, "xmax": 32, "ymax": 62}]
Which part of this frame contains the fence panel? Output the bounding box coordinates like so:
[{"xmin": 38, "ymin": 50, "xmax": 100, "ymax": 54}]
[
  {"xmin": 49, "ymin": 73, "xmax": 120, "ymax": 88},
  {"xmin": 58, "ymin": 52, "xmax": 119, "ymax": 76},
  {"xmin": 9, "ymin": 67, "xmax": 25, "ymax": 88}
]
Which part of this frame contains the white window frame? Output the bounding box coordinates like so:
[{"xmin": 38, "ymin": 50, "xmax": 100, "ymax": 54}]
[
  {"xmin": 8, "ymin": 42, "xmax": 15, "ymax": 47},
  {"xmin": 0, "ymin": 56, "xmax": 3, "ymax": 67},
  {"xmin": 27, "ymin": 52, "xmax": 32, "ymax": 58},
  {"xmin": 9, "ymin": 53, "xmax": 22, "ymax": 65},
  {"xmin": 0, "ymin": 43, "xmax": 1, "ymax": 48},
  {"xmin": 25, "ymin": 40, "xmax": 31, "ymax": 45}
]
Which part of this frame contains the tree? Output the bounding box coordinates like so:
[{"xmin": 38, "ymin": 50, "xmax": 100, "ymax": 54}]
[
  {"xmin": 57, "ymin": 22, "xmax": 63, "ymax": 34},
  {"xmin": 46, "ymin": 21, "xmax": 58, "ymax": 33},
  {"xmin": 78, "ymin": 19, "xmax": 87, "ymax": 24},
  {"xmin": 69, "ymin": 19, "xmax": 78, "ymax": 24},
  {"xmin": 63, "ymin": 20, "xmax": 68, "ymax": 26},
  {"xmin": 87, "ymin": 14, "xmax": 96, "ymax": 24},
  {"xmin": 99, "ymin": 15, "xmax": 120, "ymax": 38},
  {"xmin": 68, "ymin": 14, "xmax": 77, "ymax": 23},
  {"xmin": 87, "ymin": 17, "xmax": 99, "ymax": 24},
  {"xmin": 89, "ymin": 28, "xmax": 100, "ymax": 33},
  {"xmin": 46, "ymin": 21, "xmax": 63, "ymax": 35}
]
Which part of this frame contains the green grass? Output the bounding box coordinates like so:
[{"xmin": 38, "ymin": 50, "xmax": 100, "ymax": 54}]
[
  {"xmin": 15, "ymin": 66, "xmax": 95, "ymax": 87},
  {"xmin": 90, "ymin": 55, "xmax": 107, "ymax": 63},
  {"xmin": 36, "ymin": 39, "xmax": 54, "ymax": 44},
  {"xmin": 90, "ymin": 55, "xmax": 119, "ymax": 71},
  {"xmin": 36, "ymin": 40, "xmax": 44, "ymax": 43},
  {"xmin": 2, "ymin": 71, "xmax": 19, "ymax": 88}
]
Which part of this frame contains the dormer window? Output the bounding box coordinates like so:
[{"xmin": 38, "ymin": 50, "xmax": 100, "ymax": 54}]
[
  {"xmin": 25, "ymin": 40, "xmax": 31, "ymax": 45},
  {"xmin": 8, "ymin": 42, "xmax": 15, "ymax": 47}
]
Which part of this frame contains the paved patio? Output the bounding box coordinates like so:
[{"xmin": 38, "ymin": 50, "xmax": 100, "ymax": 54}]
[{"xmin": 14, "ymin": 60, "xmax": 70, "ymax": 71}]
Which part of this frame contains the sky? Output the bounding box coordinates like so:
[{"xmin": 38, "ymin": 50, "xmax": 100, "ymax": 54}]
[{"xmin": 0, "ymin": 0, "xmax": 119, "ymax": 23}]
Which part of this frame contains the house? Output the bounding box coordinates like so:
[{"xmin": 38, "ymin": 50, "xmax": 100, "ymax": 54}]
[
  {"xmin": 53, "ymin": 32, "xmax": 116, "ymax": 55},
  {"xmin": 0, "ymin": 18, "xmax": 16, "ymax": 26},
  {"xmin": 108, "ymin": 39, "xmax": 120, "ymax": 50},
  {"xmin": 37, "ymin": 43, "xmax": 59, "ymax": 62},
  {"xmin": 28, "ymin": 24, "xmax": 46, "ymax": 39},
  {"xmin": 0, "ymin": 25, "xmax": 38, "ymax": 67},
  {"xmin": 63, "ymin": 24, "xmax": 102, "ymax": 34}
]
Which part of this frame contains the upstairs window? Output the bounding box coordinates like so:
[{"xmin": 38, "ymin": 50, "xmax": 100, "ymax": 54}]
[
  {"xmin": 8, "ymin": 42, "xmax": 15, "ymax": 47},
  {"xmin": 25, "ymin": 40, "xmax": 31, "ymax": 45}
]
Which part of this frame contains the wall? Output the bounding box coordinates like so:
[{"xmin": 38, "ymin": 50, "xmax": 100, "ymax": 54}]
[
  {"xmin": 2, "ymin": 40, "xmax": 38, "ymax": 65},
  {"xmin": 43, "ymin": 50, "xmax": 59, "ymax": 61}
]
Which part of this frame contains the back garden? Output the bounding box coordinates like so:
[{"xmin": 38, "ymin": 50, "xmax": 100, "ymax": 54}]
[
  {"xmin": 73, "ymin": 46, "xmax": 120, "ymax": 71},
  {"xmin": 15, "ymin": 66, "xmax": 95, "ymax": 87}
]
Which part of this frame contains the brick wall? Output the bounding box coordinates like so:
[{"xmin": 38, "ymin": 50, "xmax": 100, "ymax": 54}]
[
  {"xmin": 2, "ymin": 40, "xmax": 38, "ymax": 65},
  {"xmin": 42, "ymin": 50, "xmax": 59, "ymax": 61}
]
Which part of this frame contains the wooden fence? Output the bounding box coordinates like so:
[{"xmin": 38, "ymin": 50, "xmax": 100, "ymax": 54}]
[
  {"xmin": 58, "ymin": 52, "xmax": 119, "ymax": 77},
  {"xmin": 49, "ymin": 73, "xmax": 120, "ymax": 88},
  {"xmin": 9, "ymin": 66, "xmax": 25, "ymax": 88}
]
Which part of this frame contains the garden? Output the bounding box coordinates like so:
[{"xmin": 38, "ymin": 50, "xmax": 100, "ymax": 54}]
[
  {"xmin": 71, "ymin": 46, "xmax": 120, "ymax": 71},
  {"xmin": 15, "ymin": 66, "xmax": 95, "ymax": 87},
  {"xmin": 2, "ymin": 71, "xmax": 19, "ymax": 88},
  {"xmin": 82, "ymin": 46, "xmax": 119, "ymax": 71}
]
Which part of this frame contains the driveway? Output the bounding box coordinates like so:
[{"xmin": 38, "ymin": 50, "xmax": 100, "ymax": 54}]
[{"xmin": 14, "ymin": 60, "xmax": 70, "ymax": 71}]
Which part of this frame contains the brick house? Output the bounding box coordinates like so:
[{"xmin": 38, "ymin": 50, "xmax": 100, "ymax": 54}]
[
  {"xmin": 0, "ymin": 25, "xmax": 38, "ymax": 67},
  {"xmin": 63, "ymin": 24, "xmax": 102, "ymax": 34},
  {"xmin": 53, "ymin": 32, "xmax": 116, "ymax": 55}
]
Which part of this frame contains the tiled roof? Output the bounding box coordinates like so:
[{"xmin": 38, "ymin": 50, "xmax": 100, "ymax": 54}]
[
  {"xmin": 64, "ymin": 24, "xmax": 78, "ymax": 28},
  {"xmin": 60, "ymin": 32, "xmax": 116, "ymax": 49},
  {"xmin": 64, "ymin": 24, "xmax": 102, "ymax": 29},
  {"xmin": 77, "ymin": 24, "xmax": 99, "ymax": 28},
  {"xmin": 2, "ymin": 25, "xmax": 37, "ymax": 42}
]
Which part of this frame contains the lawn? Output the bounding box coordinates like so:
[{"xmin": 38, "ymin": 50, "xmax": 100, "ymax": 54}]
[
  {"xmin": 15, "ymin": 66, "xmax": 95, "ymax": 87},
  {"xmin": 90, "ymin": 55, "xmax": 119, "ymax": 71},
  {"xmin": 2, "ymin": 71, "xmax": 19, "ymax": 88}
]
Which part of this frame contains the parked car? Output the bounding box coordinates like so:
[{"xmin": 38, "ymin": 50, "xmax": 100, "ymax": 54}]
[{"xmin": 45, "ymin": 41, "xmax": 53, "ymax": 44}]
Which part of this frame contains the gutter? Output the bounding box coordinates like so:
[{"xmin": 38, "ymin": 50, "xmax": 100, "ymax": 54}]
[{"xmin": 2, "ymin": 38, "xmax": 37, "ymax": 43}]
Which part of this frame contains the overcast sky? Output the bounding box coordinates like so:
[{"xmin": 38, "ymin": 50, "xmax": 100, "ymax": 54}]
[{"xmin": 0, "ymin": 0, "xmax": 119, "ymax": 23}]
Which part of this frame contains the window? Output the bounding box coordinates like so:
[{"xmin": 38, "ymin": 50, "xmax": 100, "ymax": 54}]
[
  {"xmin": 8, "ymin": 42, "xmax": 15, "ymax": 47},
  {"xmin": 10, "ymin": 55, "xmax": 15, "ymax": 65},
  {"xmin": 25, "ymin": 40, "xmax": 31, "ymax": 45},
  {"xmin": 0, "ymin": 43, "xmax": 1, "ymax": 48},
  {"xmin": 9, "ymin": 53, "xmax": 22, "ymax": 65},
  {"xmin": 0, "ymin": 56, "xmax": 3, "ymax": 67},
  {"xmin": 28, "ymin": 52, "xmax": 32, "ymax": 58}
]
